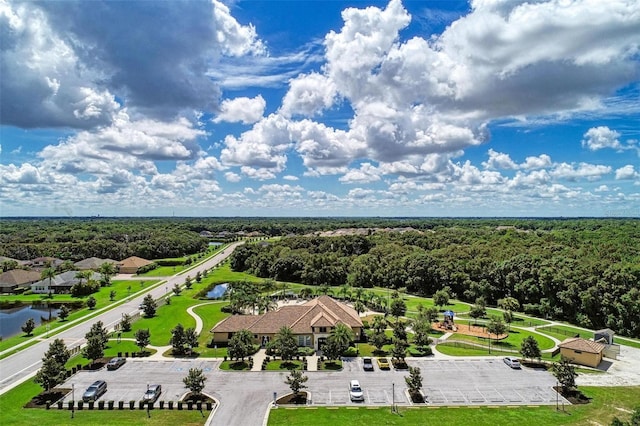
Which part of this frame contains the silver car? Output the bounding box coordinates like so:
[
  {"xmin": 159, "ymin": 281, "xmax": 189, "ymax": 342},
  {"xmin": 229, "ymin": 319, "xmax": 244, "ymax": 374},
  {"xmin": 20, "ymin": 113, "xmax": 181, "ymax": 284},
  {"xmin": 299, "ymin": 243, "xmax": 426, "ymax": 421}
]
[
  {"xmin": 143, "ymin": 384, "xmax": 162, "ymax": 403},
  {"xmin": 82, "ymin": 380, "xmax": 107, "ymax": 402},
  {"xmin": 503, "ymin": 356, "xmax": 521, "ymax": 369}
]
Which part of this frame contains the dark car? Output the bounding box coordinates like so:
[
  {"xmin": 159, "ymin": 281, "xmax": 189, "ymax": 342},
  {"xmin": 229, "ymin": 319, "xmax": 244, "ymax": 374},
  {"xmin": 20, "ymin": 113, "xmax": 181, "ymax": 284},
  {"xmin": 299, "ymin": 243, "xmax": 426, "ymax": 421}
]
[
  {"xmin": 143, "ymin": 384, "xmax": 162, "ymax": 403},
  {"xmin": 106, "ymin": 357, "xmax": 126, "ymax": 370},
  {"xmin": 82, "ymin": 380, "xmax": 107, "ymax": 402},
  {"xmin": 363, "ymin": 357, "xmax": 374, "ymax": 371}
]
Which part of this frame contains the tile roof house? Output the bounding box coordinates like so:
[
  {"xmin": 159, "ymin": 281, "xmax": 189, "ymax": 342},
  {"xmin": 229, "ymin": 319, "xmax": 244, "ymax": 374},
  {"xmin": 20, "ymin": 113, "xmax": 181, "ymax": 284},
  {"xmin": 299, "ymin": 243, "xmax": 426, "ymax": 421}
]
[
  {"xmin": 558, "ymin": 337, "xmax": 606, "ymax": 368},
  {"xmin": 30, "ymin": 270, "xmax": 101, "ymax": 294},
  {"xmin": 211, "ymin": 296, "xmax": 363, "ymax": 350},
  {"xmin": 28, "ymin": 257, "xmax": 64, "ymax": 269},
  {"xmin": 117, "ymin": 256, "xmax": 153, "ymax": 274},
  {"xmin": 0, "ymin": 269, "xmax": 42, "ymax": 293},
  {"xmin": 74, "ymin": 257, "xmax": 117, "ymax": 271}
]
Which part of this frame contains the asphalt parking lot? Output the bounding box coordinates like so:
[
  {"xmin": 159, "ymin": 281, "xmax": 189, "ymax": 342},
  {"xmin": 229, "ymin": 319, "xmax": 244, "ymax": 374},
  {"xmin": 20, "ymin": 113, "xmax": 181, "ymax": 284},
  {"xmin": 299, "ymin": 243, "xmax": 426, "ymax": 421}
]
[{"xmin": 60, "ymin": 357, "xmax": 568, "ymax": 425}]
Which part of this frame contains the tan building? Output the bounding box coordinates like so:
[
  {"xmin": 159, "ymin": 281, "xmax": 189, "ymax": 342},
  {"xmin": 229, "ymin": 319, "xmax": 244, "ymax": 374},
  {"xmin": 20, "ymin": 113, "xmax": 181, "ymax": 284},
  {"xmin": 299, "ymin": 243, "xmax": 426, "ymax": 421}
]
[
  {"xmin": 117, "ymin": 256, "xmax": 153, "ymax": 274},
  {"xmin": 211, "ymin": 296, "xmax": 363, "ymax": 350},
  {"xmin": 558, "ymin": 337, "xmax": 605, "ymax": 368}
]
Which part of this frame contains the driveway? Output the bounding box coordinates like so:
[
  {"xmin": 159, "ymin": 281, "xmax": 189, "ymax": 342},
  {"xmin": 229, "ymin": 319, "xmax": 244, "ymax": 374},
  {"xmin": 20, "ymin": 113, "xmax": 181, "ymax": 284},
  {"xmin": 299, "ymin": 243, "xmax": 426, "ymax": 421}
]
[{"xmin": 60, "ymin": 357, "xmax": 567, "ymax": 426}]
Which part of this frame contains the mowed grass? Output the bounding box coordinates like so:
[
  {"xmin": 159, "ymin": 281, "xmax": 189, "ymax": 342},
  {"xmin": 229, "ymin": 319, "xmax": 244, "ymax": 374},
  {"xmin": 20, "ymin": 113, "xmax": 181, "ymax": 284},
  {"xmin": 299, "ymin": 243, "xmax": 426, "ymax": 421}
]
[
  {"xmin": 447, "ymin": 328, "xmax": 556, "ymax": 351},
  {"xmin": 268, "ymin": 386, "xmax": 640, "ymax": 426},
  {"xmin": 0, "ymin": 280, "xmax": 158, "ymax": 355},
  {"xmin": 0, "ymin": 380, "xmax": 210, "ymax": 426}
]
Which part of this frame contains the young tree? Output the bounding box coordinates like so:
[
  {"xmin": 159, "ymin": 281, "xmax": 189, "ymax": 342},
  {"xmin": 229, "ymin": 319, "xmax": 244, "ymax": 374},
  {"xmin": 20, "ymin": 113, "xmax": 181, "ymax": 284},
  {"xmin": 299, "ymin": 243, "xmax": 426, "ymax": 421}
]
[
  {"xmin": 141, "ymin": 294, "xmax": 157, "ymax": 317},
  {"xmin": 135, "ymin": 329, "xmax": 151, "ymax": 354},
  {"xmin": 83, "ymin": 335, "xmax": 105, "ymax": 367},
  {"xmin": 172, "ymin": 283, "xmax": 182, "ymax": 296},
  {"xmin": 433, "ymin": 287, "xmax": 451, "ymax": 309},
  {"xmin": 392, "ymin": 320, "xmax": 408, "ymax": 342},
  {"xmin": 22, "ymin": 318, "xmax": 36, "ymax": 336},
  {"xmin": 390, "ymin": 297, "xmax": 407, "ymax": 318},
  {"xmin": 321, "ymin": 338, "xmax": 343, "ymax": 361},
  {"xmin": 284, "ymin": 370, "xmax": 308, "ymax": 396},
  {"xmin": 58, "ymin": 304, "xmax": 70, "ymax": 322},
  {"xmin": 98, "ymin": 262, "xmax": 117, "ymax": 286},
  {"xmin": 228, "ymin": 329, "xmax": 253, "ymax": 361},
  {"xmin": 86, "ymin": 295, "xmax": 97, "ymax": 310},
  {"xmin": 109, "ymin": 290, "xmax": 116, "ymax": 301},
  {"xmin": 551, "ymin": 358, "xmax": 578, "ymax": 394},
  {"xmin": 185, "ymin": 327, "xmax": 199, "ymax": 356},
  {"xmin": 170, "ymin": 323, "xmax": 187, "ymax": 356},
  {"xmin": 368, "ymin": 329, "xmax": 388, "ymax": 353},
  {"xmin": 468, "ymin": 304, "xmax": 486, "ymax": 323},
  {"xmin": 195, "ymin": 271, "xmax": 202, "ymax": 283},
  {"xmin": 272, "ymin": 326, "xmax": 297, "ymax": 360},
  {"xmin": 183, "ymin": 368, "xmax": 207, "ymax": 397},
  {"xmin": 411, "ymin": 315, "xmax": 432, "ymax": 354},
  {"xmin": 119, "ymin": 313, "xmax": 132, "ymax": 332},
  {"xmin": 520, "ymin": 335, "xmax": 541, "ymax": 361},
  {"xmin": 391, "ymin": 338, "xmax": 409, "ymax": 361},
  {"xmin": 185, "ymin": 276, "xmax": 193, "ymax": 289},
  {"xmin": 486, "ymin": 316, "xmax": 507, "ymax": 341},
  {"xmin": 45, "ymin": 338, "xmax": 71, "ymax": 366},
  {"xmin": 86, "ymin": 321, "xmax": 109, "ymax": 348},
  {"xmin": 34, "ymin": 356, "xmax": 67, "ymax": 391},
  {"xmin": 405, "ymin": 366, "xmax": 423, "ymax": 397}
]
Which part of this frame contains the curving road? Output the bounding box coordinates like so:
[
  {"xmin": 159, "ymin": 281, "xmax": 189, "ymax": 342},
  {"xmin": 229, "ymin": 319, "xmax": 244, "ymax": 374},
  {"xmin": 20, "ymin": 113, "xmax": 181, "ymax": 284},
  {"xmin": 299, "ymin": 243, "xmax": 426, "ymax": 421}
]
[{"xmin": 0, "ymin": 241, "xmax": 243, "ymax": 396}]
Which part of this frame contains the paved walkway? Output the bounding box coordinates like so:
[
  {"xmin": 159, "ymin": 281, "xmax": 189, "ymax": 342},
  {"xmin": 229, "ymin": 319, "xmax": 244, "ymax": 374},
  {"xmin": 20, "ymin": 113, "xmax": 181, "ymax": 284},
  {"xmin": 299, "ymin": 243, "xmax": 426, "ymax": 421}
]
[{"xmin": 252, "ymin": 349, "xmax": 267, "ymax": 371}]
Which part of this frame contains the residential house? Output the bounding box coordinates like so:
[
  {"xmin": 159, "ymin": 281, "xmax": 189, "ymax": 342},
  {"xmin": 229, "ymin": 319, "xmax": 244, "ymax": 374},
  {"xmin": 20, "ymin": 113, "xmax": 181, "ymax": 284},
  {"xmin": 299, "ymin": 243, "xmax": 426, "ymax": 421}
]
[
  {"xmin": 30, "ymin": 270, "xmax": 101, "ymax": 294},
  {"xmin": 117, "ymin": 256, "xmax": 153, "ymax": 274},
  {"xmin": 28, "ymin": 257, "xmax": 63, "ymax": 269},
  {"xmin": 0, "ymin": 269, "xmax": 42, "ymax": 293},
  {"xmin": 211, "ymin": 296, "xmax": 363, "ymax": 350},
  {"xmin": 558, "ymin": 337, "xmax": 605, "ymax": 368},
  {"xmin": 74, "ymin": 257, "xmax": 117, "ymax": 271}
]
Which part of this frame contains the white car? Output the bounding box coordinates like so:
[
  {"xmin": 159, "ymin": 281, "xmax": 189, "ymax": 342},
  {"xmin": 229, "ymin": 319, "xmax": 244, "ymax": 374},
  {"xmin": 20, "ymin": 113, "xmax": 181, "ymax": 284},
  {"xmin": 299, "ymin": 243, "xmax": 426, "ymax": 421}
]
[
  {"xmin": 349, "ymin": 379, "xmax": 364, "ymax": 402},
  {"xmin": 503, "ymin": 356, "xmax": 521, "ymax": 369}
]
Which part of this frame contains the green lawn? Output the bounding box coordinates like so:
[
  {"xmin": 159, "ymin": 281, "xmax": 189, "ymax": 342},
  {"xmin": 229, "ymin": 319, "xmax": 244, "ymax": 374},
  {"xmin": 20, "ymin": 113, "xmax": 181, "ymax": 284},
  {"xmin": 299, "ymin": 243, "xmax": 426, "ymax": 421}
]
[
  {"xmin": 614, "ymin": 336, "xmax": 640, "ymax": 350},
  {"xmin": 64, "ymin": 339, "xmax": 157, "ymax": 369},
  {"xmin": 535, "ymin": 324, "xmax": 593, "ymax": 342},
  {"xmin": 446, "ymin": 328, "xmax": 556, "ymax": 351},
  {"xmin": 0, "ymin": 380, "xmax": 210, "ymax": 426},
  {"xmin": 268, "ymin": 386, "xmax": 640, "ymax": 426},
  {"xmin": 192, "ymin": 302, "xmax": 230, "ymax": 357},
  {"xmin": 219, "ymin": 360, "xmax": 251, "ymax": 371},
  {"xmin": 265, "ymin": 360, "xmax": 304, "ymax": 371},
  {"xmin": 435, "ymin": 341, "xmax": 560, "ymax": 360},
  {"xmin": 0, "ymin": 280, "xmax": 158, "ymax": 355}
]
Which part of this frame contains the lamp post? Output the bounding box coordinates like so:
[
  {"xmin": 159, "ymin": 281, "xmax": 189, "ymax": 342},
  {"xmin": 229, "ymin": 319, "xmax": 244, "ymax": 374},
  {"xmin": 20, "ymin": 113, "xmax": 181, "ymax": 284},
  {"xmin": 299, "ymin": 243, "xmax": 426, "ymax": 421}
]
[
  {"xmin": 71, "ymin": 383, "xmax": 75, "ymax": 419},
  {"xmin": 391, "ymin": 382, "xmax": 395, "ymax": 413}
]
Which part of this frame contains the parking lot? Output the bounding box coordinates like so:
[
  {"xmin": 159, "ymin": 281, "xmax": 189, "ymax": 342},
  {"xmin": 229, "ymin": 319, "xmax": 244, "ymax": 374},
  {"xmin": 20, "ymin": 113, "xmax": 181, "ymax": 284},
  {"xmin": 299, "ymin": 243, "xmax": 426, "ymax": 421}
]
[{"xmin": 60, "ymin": 357, "xmax": 568, "ymax": 425}]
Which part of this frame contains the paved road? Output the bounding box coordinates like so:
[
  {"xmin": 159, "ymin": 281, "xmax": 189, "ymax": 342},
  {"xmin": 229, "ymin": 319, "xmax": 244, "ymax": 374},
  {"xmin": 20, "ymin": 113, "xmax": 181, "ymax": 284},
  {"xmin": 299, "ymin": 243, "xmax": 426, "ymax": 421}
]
[
  {"xmin": 59, "ymin": 357, "xmax": 567, "ymax": 426},
  {"xmin": 0, "ymin": 242, "xmax": 243, "ymax": 395}
]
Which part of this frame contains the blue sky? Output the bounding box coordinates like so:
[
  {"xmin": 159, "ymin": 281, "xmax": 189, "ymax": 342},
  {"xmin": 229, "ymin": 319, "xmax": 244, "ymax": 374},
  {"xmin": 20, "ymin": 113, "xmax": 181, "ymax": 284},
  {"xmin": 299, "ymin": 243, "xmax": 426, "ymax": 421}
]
[{"xmin": 1, "ymin": 0, "xmax": 639, "ymax": 217}]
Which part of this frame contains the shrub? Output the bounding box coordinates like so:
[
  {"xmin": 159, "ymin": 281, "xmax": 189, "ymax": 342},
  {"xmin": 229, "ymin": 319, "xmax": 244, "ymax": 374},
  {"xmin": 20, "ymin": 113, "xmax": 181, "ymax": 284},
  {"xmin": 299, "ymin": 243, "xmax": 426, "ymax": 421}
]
[
  {"xmin": 342, "ymin": 346, "xmax": 357, "ymax": 357},
  {"xmin": 297, "ymin": 347, "xmax": 315, "ymax": 356}
]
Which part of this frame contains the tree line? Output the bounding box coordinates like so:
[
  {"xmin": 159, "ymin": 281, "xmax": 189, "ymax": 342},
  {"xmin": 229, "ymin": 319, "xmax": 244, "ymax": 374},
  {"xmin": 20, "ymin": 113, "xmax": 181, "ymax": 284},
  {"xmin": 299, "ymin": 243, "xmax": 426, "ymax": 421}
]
[{"xmin": 230, "ymin": 221, "xmax": 640, "ymax": 338}]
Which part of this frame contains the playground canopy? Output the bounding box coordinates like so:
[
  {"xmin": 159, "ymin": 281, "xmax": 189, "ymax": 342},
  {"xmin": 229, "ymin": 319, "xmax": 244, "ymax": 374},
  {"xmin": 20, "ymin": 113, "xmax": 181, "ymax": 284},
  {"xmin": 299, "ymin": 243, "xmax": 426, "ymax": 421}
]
[{"xmin": 444, "ymin": 310, "xmax": 454, "ymax": 318}]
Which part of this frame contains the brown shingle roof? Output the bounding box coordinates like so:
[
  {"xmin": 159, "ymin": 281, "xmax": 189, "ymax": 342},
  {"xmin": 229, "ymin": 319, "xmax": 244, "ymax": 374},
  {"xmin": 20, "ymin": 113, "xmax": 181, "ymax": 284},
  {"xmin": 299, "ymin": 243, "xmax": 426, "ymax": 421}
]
[
  {"xmin": 559, "ymin": 337, "xmax": 605, "ymax": 354},
  {"xmin": 211, "ymin": 297, "xmax": 363, "ymax": 335},
  {"xmin": 118, "ymin": 256, "xmax": 152, "ymax": 268},
  {"xmin": 0, "ymin": 269, "xmax": 42, "ymax": 286}
]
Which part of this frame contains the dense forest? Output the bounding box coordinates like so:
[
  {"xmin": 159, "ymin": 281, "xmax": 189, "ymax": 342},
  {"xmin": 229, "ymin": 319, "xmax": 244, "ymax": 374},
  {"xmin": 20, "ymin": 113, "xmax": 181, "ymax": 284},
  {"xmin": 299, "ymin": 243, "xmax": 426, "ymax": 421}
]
[
  {"xmin": 229, "ymin": 219, "xmax": 640, "ymax": 338},
  {"xmin": 1, "ymin": 217, "xmax": 638, "ymax": 337}
]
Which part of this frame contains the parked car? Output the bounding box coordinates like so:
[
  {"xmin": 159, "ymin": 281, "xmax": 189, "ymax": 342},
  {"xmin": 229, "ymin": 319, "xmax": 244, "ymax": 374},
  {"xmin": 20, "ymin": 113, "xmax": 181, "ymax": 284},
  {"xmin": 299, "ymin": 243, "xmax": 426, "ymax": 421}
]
[
  {"xmin": 106, "ymin": 357, "xmax": 126, "ymax": 370},
  {"xmin": 82, "ymin": 380, "xmax": 107, "ymax": 402},
  {"xmin": 362, "ymin": 357, "xmax": 374, "ymax": 371},
  {"xmin": 349, "ymin": 380, "xmax": 364, "ymax": 402},
  {"xmin": 377, "ymin": 357, "xmax": 390, "ymax": 369},
  {"xmin": 143, "ymin": 384, "xmax": 162, "ymax": 403},
  {"xmin": 503, "ymin": 356, "xmax": 521, "ymax": 369}
]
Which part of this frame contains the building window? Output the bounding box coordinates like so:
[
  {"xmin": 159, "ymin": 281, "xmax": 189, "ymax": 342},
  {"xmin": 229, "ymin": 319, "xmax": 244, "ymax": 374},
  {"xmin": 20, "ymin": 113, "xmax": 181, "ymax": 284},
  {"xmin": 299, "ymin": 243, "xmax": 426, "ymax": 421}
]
[
  {"xmin": 297, "ymin": 335, "xmax": 311, "ymax": 347},
  {"xmin": 319, "ymin": 327, "xmax": 327, "ymax": 333},
  {"xmin": 574, "ymin": 350, "xmax": 582, "ymax": 354},
  {"xmin": 228, "ymin": 332, "xmax": 233, "ymax": 339}
]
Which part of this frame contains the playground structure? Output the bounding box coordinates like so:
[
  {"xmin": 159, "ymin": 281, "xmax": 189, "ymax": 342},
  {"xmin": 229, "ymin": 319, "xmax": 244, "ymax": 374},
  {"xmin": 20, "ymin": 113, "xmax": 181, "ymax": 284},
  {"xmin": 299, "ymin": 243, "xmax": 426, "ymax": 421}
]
[{"xmin": 434, "ymin": 310, "xmax": 508, "ymax": 340}]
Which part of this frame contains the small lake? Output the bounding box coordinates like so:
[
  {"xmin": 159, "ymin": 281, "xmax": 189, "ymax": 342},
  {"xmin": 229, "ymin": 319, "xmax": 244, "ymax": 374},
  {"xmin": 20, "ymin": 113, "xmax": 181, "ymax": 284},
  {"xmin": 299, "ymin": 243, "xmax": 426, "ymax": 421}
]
[
  {"xmin": 206, "ymin": 283, "xmax": 229, "ymax": 299},
  {"xmin": 0, "ymin": 304, "xmax": 60, "ymax": 339},
  {"xmin": 208, "ymin": 242, "xmax": 223, "ymax": 246}
]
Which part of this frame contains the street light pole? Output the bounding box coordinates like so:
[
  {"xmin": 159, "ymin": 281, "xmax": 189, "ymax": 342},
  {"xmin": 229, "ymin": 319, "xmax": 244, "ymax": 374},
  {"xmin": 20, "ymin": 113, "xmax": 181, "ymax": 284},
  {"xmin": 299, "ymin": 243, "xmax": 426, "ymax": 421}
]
[
  {"xmin": 391, "ymin": 382, "xmax": 395, "ymax": 413},
  {"xmin": 71, "ymin": 383, "xmax": 75, "ymax": 419}
]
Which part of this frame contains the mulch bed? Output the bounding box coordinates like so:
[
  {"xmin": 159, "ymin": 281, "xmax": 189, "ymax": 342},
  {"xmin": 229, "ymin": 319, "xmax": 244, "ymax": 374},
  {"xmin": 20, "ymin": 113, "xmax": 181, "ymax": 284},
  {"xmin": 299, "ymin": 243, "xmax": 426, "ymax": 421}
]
[
  {"xmin": 276, "ymin": 392, "xmax": 308, "ymax": 405},
  {"xmin": 82, "ymin": 358, "xmax": 107, "ymax": 370},
  {"xmin": 391, "ymin": 359, "xmax": 409, "ymax": 370},
  {"xmin": 433, "ymin": 322, "xmax": 508, "ymax": 340},
  {"xmin": 182, "ymin": 392, "xmax": 214, "ymax": 404},
  {"xmin": 553, "ymin": 386, "xmax": 591, "ymax": 405},
  {"xmin": 25, "ymin": 388, "xmax": 71, "ymax": 408}
]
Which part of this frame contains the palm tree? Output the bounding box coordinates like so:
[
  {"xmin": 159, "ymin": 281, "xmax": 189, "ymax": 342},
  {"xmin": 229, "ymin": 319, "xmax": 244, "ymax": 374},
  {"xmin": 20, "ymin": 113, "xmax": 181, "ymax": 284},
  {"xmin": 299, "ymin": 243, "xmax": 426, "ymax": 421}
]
[
  {"xmin": 257, "ymin": 296, "xmax": 277, "ymax": 314},
  {"xmin": 299, "ymin": 287, "xmax": 313, "ymax": 299},
  {"xmin": 354, "ymin": 286, "xmax": 365, "ymax": 302},
  {"xmin": 98, "ymin": 262, "xmax": 117, "ymax": 286},
  {"xmin": 41, "ymin": 268, "xmax": 56, "ymax": 293},
  {"xmin": 339, "ymin": 284, "xmax": 351, "ymax": 301},
  {"xmin": 75, "ymin": 270, "xmax": 92, "ymax": 286},
  {"xmin": 329, "ymin": 323, "xmax": 354, "ymax": 349}
]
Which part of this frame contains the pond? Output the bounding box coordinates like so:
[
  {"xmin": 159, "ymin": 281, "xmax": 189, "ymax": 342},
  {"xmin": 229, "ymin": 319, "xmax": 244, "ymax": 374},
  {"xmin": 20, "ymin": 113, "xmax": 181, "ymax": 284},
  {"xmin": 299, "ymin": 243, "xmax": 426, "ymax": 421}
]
[
  {"xmin": 206, "ymin": 283, "xmax": 229, "ymax": 299},
  {"xmin": 208, "ymin": 242, "xmax": 223, "ymax": 246},
  {"xmin": 0, "ymin": 303, "xmax": 60, "ymax": 339}
]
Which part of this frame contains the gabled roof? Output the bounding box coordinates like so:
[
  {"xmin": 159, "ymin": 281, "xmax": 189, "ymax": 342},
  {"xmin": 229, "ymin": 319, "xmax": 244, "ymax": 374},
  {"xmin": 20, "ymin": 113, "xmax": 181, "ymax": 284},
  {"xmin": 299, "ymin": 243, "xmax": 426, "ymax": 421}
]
[
  {"xmin": 74, "ymin": 257, "xmax": 117, "ymax": 270},
  {"xmin": 0, "ymin": 269, "xmax": 41, "ymax": 286},
  {"xmin": 211, "ymin": 296, "xmax": 363, "ymax": 335},
  {"xmin": 118, "ymin": 256, "xmax": 153, "ymax": 268},
  {"xmin": 559, "ymin": 337, "xmax": 605, "ymax": 354}
]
